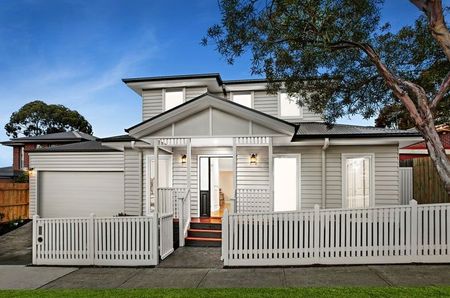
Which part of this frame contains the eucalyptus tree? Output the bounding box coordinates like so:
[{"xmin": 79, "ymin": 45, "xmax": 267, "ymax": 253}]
[{"xmin": 203, "ymin": 0, "xmax": 450, "ymax": 195}]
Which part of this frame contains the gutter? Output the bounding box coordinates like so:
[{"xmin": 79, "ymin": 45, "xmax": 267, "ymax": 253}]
[{"xmin": 321, "ymin": 138, "xmax": 330, "ymax": 208}]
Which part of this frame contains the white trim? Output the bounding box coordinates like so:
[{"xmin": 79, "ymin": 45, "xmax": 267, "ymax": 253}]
[
  {"xmin": 341, "ymin": 153, "xmax": 375, "ymax": 208},
  {"xmin": 272, "ymin": 154, "xmax": 301, "ymax": 211}
]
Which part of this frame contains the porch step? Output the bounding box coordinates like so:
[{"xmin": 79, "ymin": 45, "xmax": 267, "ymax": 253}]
[
  {"xmin": 185, "ymin": 219, "xmax": 222, "ymax": 247},
  {"xmin": 188, "ymin": 228, "xmax": 222, "ymax": 238},
  {"xmin": 189, "ymin": 222, "xmax": 222, "ymax": 230},
  {"xmin": 185, "ymin": 236, "xmax": 222, "ymax": 247}
]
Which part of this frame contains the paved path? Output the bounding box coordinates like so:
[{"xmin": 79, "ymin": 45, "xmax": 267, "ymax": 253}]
[
  {"xmin": 0, "ymin": 264, "xmax": 448, "ymax": 289},
  {"xmin": 0, "ymin": 222, "xmax": 32, "ymax": 265}
]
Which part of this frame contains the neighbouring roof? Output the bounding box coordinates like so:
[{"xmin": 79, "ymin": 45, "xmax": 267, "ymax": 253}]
[
  {"xmin": 0, "ymin": 166, "xmax": 14, "ymax": 177},
  {"xmin": 402, "ymin": 125, "xmax": 450, "ymax": 150},
  {"xmin": 1, "ymin": 131, "xmax": 96, "ymax": 146},
  {"xmin": 31, "ymin": 140, "xmax": 120, "ymax": 153},
  {"xmin": 101, "ymin": 134, "xmax": 136, "ymax": 142},
  {"xmin": 293, "ymin": 122, "xmax": 421, "ymax": 140}
]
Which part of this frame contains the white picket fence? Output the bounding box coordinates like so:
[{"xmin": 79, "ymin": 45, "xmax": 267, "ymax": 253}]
[
  {"xmin": 32, "ymin": 214, "xmax": 159, "ymax": 266},
  {"xmin": 222, "ymin": 200, "xmax": 450, "ymax": 266}
]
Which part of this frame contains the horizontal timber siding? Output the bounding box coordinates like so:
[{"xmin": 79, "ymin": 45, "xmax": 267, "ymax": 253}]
[
  {"xmin": 325, "ymin": 145, "xmax": 400, "ymax": 208},
  {"xmin": 142, "ymin": 87, "xmax": 208, "ymax": 121},
  {"xmin": 124, "ymin": 149, "xmax": 142, "ymax": 215}
]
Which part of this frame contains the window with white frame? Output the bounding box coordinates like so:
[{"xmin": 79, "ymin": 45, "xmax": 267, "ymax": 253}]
[
  {"xmin": 164, "ymin": 89, "xmax": 184, "ymax": 111},
  {"xmin": 280, "ymin": 92, "xmax": 302, "ymax": 117},
  {"xmin": 231, "ymin": 93, "xmax": 252, "ymax": 108},
  {"xmin": 342, "ymin": 154, "xmax": 373, "ymax": 208}
]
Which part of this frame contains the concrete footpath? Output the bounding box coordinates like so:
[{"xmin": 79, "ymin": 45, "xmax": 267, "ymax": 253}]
[{"xmin": 0, "ymin": 264, "xmax": 449, "ymax": 289}]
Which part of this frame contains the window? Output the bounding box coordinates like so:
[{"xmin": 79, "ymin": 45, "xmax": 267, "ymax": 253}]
[
  {"xmin": 164, "ymin": 89, "xmax": 184, "ymax": 111},
  {"xmin": 280, "ymin": 92, "xmax": 302, "ymax": 117},
  {"xmin": 342, "ymin": 154, "xmax": 373, "ymax": 208},
  {"xmin": 231, "ymin": 93, "xmax": 252, "ymax": 108}
]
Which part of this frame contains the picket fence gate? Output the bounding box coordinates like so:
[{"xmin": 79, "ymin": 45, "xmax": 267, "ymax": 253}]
[
  {"xmin": 222, "ymin": 200, "xmax": 450, "ymax": 266},
  {"xmin": 32, "ymin": 214, "xmax": 159, "ymax": 266}
]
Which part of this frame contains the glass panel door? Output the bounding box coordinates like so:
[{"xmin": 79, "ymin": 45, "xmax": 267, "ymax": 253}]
[{"xmin": 274, "ymin": 156, "xmax": 299, "ymax": 212}]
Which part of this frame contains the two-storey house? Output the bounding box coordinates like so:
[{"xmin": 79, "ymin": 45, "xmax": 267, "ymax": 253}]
[{"xmin": 28, "ymin": 73, "xmax": 421, "ymax": 245}]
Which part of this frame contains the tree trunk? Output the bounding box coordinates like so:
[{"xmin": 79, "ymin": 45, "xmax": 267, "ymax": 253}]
[{"xmin": 417, "ymin": 120, "xmax": 450, "ymax": 197}]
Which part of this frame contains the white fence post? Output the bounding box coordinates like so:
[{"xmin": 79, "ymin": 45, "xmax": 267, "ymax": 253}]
[
  {"xmin": 410, "ymin": 200, "xmax": 418, "ymax": 258},
  {"xmin": 178, "ymin": 196, "xmax": 184, "ymax": 247},
  {"xmin": 32, "ymin": 214, "xmax": 39, "ymax": 265},
  {"xmin": 89, "ymin": 213, "xmax": 95, "ymax": 265},
  {"xmin": 222, "ymin": 209, "xmax": 229, "ymax": 265},
  {"xmin": 314, "ymin": 204, "xmax": 320, "ymax": 262}
]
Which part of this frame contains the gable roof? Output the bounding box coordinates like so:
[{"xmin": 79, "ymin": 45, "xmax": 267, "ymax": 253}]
[
  {"xmin": 293, "ymin": 122, "xmax": 421, "ymax": 140},
  {"xmin": 2, "ymin": 131, "xmax": 96, "ymax": 146},
  {"xmin": 126, "ymin": 92, "xmax": 297, "ymax": 137},
  {"xmin": 31, "ymin": 140, "xmax": 120, "ymax": 153}
]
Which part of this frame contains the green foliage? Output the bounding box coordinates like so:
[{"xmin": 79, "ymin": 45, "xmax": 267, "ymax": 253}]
[
  {"xmin": 376, "ymin": 101, "xmax": 450, "ymax": 129},
  {"xmin": 203, "ymin": 0, "xmax": 449, "ymax": 123},
  {"xmin": 5, "ymin": 100, "xmax": 93, "ymax": 138},
  {"xmin": 13, "ymin": 171, "xmax": 29, "ymax": 183}
]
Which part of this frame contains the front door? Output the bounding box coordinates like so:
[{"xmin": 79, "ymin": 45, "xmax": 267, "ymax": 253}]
[{"xmin": 199, "ymin": 157, "xmax": 211, "ymax": 217}]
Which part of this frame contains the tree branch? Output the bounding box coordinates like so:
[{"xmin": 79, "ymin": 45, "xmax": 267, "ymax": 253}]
[
  {"xmin": 410, "ymin": 0, "xmax": 450, "ymax": 62},
  {"xmin": 328, "ymin": 40, "xmax": 425, "ymax": 126},
  {"xmin": 431, "ymin": 70, "xmax": 450, "ymax": 109}
]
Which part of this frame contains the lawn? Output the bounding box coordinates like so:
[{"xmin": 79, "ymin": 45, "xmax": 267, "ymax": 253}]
[{"xmin": 0, "ymin": 287, "xmax": 450, "ymax": 298}]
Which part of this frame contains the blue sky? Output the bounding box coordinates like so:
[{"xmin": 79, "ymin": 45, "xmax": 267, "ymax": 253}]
[{"xmin": 0, "ymin": 0, "xmax": 429, "ymax": 166}]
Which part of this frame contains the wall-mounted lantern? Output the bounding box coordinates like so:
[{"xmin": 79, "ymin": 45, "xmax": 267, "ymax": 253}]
[
  {"xmin": 181, "ymin": 154, "xmax": 187, "ymax": 164},
  {"xmin": 250, "ymin": 153, "xmax": 257, "ymax": 165}
]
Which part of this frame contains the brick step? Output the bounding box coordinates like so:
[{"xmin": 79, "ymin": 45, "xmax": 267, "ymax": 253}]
[
  {"xmin": 185, "ymin": 236, "xmax": 221, "ymax": 247},
  {"xmin": 188, "ymin": 228, "xmax": 222, "ymax": 238}
]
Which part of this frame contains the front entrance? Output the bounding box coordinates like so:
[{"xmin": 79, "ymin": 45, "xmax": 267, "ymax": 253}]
[{"xmin": 199, "ymin": 156, "xmax": 233, "ymax": 218}]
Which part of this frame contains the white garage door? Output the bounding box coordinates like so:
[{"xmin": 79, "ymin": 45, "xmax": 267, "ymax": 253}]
[{"xmin": 39, "ymin": 171, "xmax": 124, "ymax": 218}]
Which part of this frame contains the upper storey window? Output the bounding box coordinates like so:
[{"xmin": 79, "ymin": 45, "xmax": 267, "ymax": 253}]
[
  {"xmin": 231, "ymin": 92, "xmax": 252, "ymax": 108},
  {"xmin": 280, "ymin": 92, "xmax": 302, "ymax": 118},
  {"xmin": 164, "ymin": 89, "xmax": 184, "ymax": 111}
]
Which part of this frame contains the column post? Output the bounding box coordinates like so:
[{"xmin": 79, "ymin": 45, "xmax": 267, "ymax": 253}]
[
  {"xmin": 232, "ymin": 138, "xmax": 237, "ymax": 213},
  {"xmin": 268, "ymin": 137, "xmax": 274, "ymax": 212},
  {"xmin": 154, "ymin": 139, "xmax": 159, "ymax": 215}
]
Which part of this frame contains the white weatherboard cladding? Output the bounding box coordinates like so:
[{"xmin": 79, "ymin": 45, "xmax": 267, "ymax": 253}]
[
  {"xmin": 274, "ymin": 145, "xmax": 400, "ymax": 209},
  {"xmin": 39, "ymin": 171, "xmax": 124, "ymax": 218},
  {"xmin": 237, "ymin": 147, "xmax": 269, "ymax": 189},
  {"xmin": 29, "ymin": 152, "xmax": 124, "ymax": 217},
  {"xmin": 142, "ymin": 86, "xmax": 208, "ymax": 121},
  {"xmin": 325, "ymin": 145, "xmax": 400, "ymax": 208},
  {"xmin": 253, "ymin": 91, "xmax": 322, "ymax": 122},
  {"xmin": 124, "ymin": 149, "xmax": 142, "ymax": 215}
]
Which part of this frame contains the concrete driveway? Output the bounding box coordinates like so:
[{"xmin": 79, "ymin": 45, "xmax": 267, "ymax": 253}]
[{"xmin": 0, "ymin": 222, "xmax": 32, "ymax": 265}]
